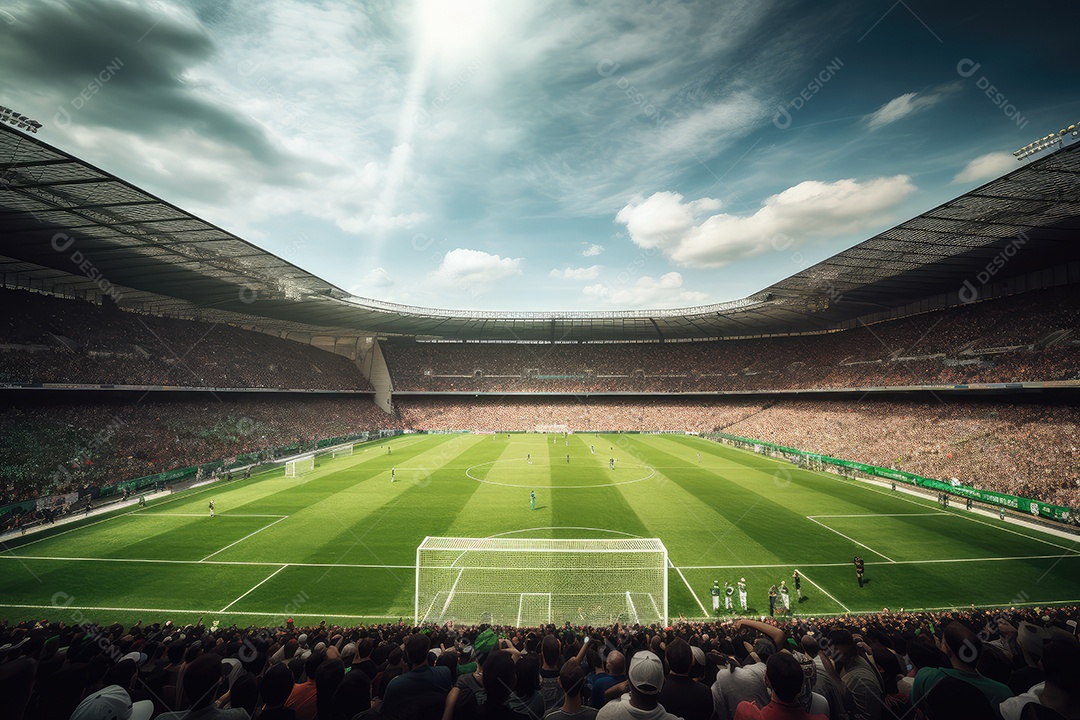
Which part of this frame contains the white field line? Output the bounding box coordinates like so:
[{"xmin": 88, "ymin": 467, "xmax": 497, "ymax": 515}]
[
  {"xmin": 625, "ymin": 591, "xmax": 639, "ymax": 625},
  {"xmin": 438, "ymin": 567, "xmax": 466, "ymax": 620},
  {"xmin": 714, "ymin": 438, "xmax": 1080, "ymax": 550},
  {"xmin": 148, "ymin": 513, "xmax": 288, "ymax": 518},
  {"xmin": 822, "ymin": 472, "xmax": 1080, "ymax": 555},
  {"xmin": 200, "ymin": 516, "xmax": 290, "ymax": 562},
  {"xmin": 808, "ymin": 513, "xmax": 946, "ymax": 518},
  {"xmin": 671, "ymin": 560, "xmax": 710, "ymax": 616},
  {"xmin": 4, "ymin": 480, "xmax": 231, "ymax": 549},
  {"xmin": 219, "ymin": 564, "xmax": 289, "ymax": 612},
  {"xmin": 0, "ymin": 603, "xmax": 404, "ymax": 620},
  {"xmin": 0, "ymin": 555, "xmax": 415, "ymax": 568},
  {"xmin": 4, "ymin": 552, "xmax": 1075, "ymax": 570},
  {"xmin": 806, "ymin": 516, "xmax": 895, "ymax": 563},
  {"xmin": 798, "ymin": 571, "xmax": 850, "ymax": 613}
]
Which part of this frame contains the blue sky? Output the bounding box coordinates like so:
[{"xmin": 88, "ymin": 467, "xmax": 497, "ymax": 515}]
[{"xmin": 1, "ymin": 0, "xmax": 1076, "ymax": 311}]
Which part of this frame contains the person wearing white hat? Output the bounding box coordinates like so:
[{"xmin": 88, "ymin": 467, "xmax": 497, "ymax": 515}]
[
  {"xmin": 596, "ymin": 650, "xmax": 681, "ymax": 719},
  {"xmin": 70, "ymin": 685, "xmax": 153, "ymax": 720}
]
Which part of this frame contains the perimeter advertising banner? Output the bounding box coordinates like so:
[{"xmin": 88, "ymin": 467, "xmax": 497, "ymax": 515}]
[{"xmin": 712, "ymin": 432, "xmax": 1072, "ymax": 524}]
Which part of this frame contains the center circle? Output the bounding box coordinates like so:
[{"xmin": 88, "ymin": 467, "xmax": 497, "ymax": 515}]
[{"xmin": 465, "ymin": 458, "xmax": 655, "ymax": 488}]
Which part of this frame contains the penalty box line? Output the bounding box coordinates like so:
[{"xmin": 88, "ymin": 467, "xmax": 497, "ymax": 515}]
[
  {"xmin": 219, "ymin": 564, "xmax": 289, "ymax": 613},
  {"xmin": 200, "ymin": 516, "xmax": 290, "ymax": 562},
  {"xmin": 805, "ymin": 516, "xmax": 895, "ymax": 563},
  {"xmin": 795, "ymin": 570, "xmax": 850, "ymax": 613}
]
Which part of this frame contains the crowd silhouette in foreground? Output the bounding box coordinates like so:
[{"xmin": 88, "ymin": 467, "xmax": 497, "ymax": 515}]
[{"xmin": 2, "ymin": 604, "xmax": 1078, "ymax": 719}]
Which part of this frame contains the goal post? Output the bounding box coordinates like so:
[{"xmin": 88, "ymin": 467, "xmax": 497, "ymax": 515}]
[
  {"xmin": 330, "ymin": 443, "xmax": 354, "ymax": 459},
  {"xmin": 284, "ymin": 455, "xmax": 315, "ymax": 477},
  {"xmin": 415, "ymin": 537, "xmax": 668, "ymax": 626}
]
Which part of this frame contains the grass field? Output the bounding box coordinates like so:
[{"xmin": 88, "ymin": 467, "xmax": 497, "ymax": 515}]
[{"xmin": 2, "ymin": 433, "xmax": 1079, "ymax": 627}]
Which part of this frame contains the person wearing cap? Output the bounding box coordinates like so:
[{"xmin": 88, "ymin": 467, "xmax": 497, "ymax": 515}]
[
  {"xmin": 712, "ymin": 581, "xmax": 722, "ymax": 617},
  {"xmin": 1003, "ymin": 620, "xmax": 1050, "ymax": 695},
  {"xmin": 596, "ymin": 650, "xmax": 680, "ymax": 720},
  {"xmin": 738, "ymin": 579, "xmax": 748, "ymax": 613},
  {"xmin": 70, "ymin": 685, "xmax": 154, "ymax": 720},
  {"xmin": 725, "ymin": 582, "xmax": 735, "ymax": 612},
  {"xmin": 733, "ymin": 653, "xmax": 828, "ymax": 720}
]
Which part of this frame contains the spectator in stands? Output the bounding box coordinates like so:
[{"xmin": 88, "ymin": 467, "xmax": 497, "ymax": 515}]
[
  {"xmin": 596, "ymin": 650, "xmax": 680, "ymax": 720},
  {"xmin": 910, "ymin": 622, "xmax": 1013, "ymax": 712},
  {"xmin": 539, "ymin": 634, "xmax": 565, "ymax": 712},
  {"xmin": 158, "ymin": 652, "xmax": 251, "ymax": 719},
  {"xmin": 658, "ymin": 637, "xmax": 711, "ymax": 720},
  {"xmin": 545, "ymin": 657, "xmax": 596, "ymax": 720},
  {"xmin": 733, "ymin": 652, "xmax": 828, "ymax": 720},
  {"xmin": 379, "ymin": 633, "xmax": 453, "ymax": 719},
  {"xmin": 254, "ymin": 663, "xmax": 295, "ymax": 720},
  {"xmin": 590, "ymin": 650, "xmax": 626, "ymax": 709},
  {"xmin": 475, "ymin": 650, "xmax": 518, "ymax": 720},
  {"xmin": 283, "ymin": 649, "xmax": 324, "ymax": 720},
  {"xmin": 712, "ymin": 638, "xmax": 772, "ymax": 720},
  {"xmin": 825, "ymin": 629, "xmax": 883, "ymax": 720},
  {"xmin": 1000, "ymin": 630, "xmax": 1080, "ymax": 720}
]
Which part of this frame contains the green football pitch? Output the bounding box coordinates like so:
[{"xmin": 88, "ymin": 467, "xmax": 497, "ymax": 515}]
[{"xmin": 2, "ymin": 433, "xmax": 1079, "ymax": 627}]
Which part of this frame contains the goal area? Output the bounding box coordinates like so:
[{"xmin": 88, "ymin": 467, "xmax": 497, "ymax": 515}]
[
  {"xmin": 415, "ymin": 537, "xmax": 668, "ymax": 626},
  {"xmin": 284, "ymin": 455, "xmax": 315, "ymax": 477}
]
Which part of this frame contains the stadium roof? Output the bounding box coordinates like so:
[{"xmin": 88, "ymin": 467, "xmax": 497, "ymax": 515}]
[{"xmin": 2, "ymin": 124, "xmax": 1078, "ymax": 342}]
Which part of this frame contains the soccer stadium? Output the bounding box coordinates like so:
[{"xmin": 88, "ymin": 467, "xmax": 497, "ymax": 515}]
[{"xmin": 2, "ymin": 2, "xmax": 1080, "ymax": 719}]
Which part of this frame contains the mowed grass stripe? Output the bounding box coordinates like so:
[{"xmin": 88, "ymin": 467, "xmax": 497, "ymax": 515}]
[
  {"xmin": 607, "ymin": 438, "xmax": 778, "ymax": 567},
  {"xmin": 815, "ymin": 514, "xmax": 1057, "ymax": 563},
  {"xmin": 0, "ymin": 558, "xmax": 280, "ymax": 613},
  {"xmin": 550, "ymin": 435, "xmax": 652, "ymax": 541},
  {"xmin": 222, "ymin": 435, "xmax": 491, "ymax": 566},
  {"xmin": 618, "ymin": 436, "xmax": 858, "ymax": 567},
  {"xmin": 5, "ymin": 434, "xmax": 1080, "ymax": 625},
  {"xmin": 658, "ymin": 434, "xmax": 927, "ymax": 517}
]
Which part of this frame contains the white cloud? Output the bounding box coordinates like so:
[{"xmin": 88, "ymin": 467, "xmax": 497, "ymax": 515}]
[
  {"xmin": 550, "ymin": 265, "xmax": 602, "ymax": 280},
  {"xmin": 583, "ymin": 272, "xmax": 707, "ymax": 309},
  {"xmin": 582, "ymin": 243, "xmax": 604, "ymax": 257},
  {"xmin": 358, "ymin": 267, "xmax": 394, "ymax": 291},
  {"xmin": 616, "ymin": 176, "xmax": 916, "ymax": 268},
  {"xmin": 865, "ymin": 84, "xmax": 958, "ymax": 130},
  {"xmin": 953, "ymin": 152, "xmax": 1017, "ymax": 184},
  {"xmin": 428, "ymin": 248, "xmax": 523, "ymax": 288}
]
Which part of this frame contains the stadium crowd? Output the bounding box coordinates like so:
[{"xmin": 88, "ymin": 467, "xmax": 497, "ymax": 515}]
[
  {"xmin": 0, "ymin": 289, "xmax": 372, "ymax": 390},
  {"xmin": 1, "ymin": 604, "xmax": 1077, "ymax": 720},
  {"xmin": 0, "ymin": 396, "xmax": 394, "ymax": 507},
  {"xmin": 720, "ymin": 399, "xmax": 1080, "ymax": 511},
  {"xmin": 382, "ymin": 288, "xmax": 1080, "ymax": 393},
  {"xmin": 4, "ymin": 395, "xmax": 1078, "ymax": 513}
]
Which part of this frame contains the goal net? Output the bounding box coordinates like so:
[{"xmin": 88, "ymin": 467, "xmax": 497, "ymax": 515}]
[
  {"xmin": 284, "ymin": 455, "xmax": 315, "ymax": 477},
  {"xmin": 330, "ymin": 443, "xmax": 354, "ymax": 458},
  {"xmin": 415, "ymin": 537, "xmax": 667, "ymax": 626}
]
